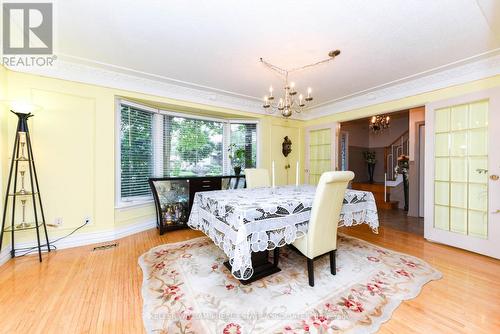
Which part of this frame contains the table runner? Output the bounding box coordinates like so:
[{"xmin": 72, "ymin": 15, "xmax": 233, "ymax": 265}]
[{"xmin": 188, "ymin": 185, "xmax": 378, "ymax": 280}]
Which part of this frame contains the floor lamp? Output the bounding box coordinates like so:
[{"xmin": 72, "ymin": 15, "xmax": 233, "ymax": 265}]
[{"xmin": 0, "ymin": 109, "xmax": 50, "ymax": 262}]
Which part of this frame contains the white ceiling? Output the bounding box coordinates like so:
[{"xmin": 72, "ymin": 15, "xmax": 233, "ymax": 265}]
[{"xmin": 51, "ymin": 1, "xmax": 500, "ymax": 115}]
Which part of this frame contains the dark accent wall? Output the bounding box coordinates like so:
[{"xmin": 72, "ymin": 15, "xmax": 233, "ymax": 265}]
[
  {"xmin": 349, "ymin": 146, "xmax": 385, "ymax": 183},
  {"xmin": 341, "ymin": 111, "xmax": 409, "ymax": 184},
  {"xmin": 348, "ymin": 146, "xmax": 367, "ymax": 182}
]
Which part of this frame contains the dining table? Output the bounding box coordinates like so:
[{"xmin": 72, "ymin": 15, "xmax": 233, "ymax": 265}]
[{"xmin": 187, "ymin": 184, "xmax": 379, "ymax": 284}]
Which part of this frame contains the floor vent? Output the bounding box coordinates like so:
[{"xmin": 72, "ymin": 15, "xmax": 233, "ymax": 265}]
[{"xmin": 92, "ymin": 243, "xmax": 119, "ymax": 251}]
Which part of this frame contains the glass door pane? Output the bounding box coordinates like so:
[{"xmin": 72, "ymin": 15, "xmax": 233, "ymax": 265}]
[
  {"xmin": 433, "ymin": 100, "xmax": 488, "ymax": 238},
  {"xmin": 309, "ymin": 128, "xmax": 331, "ymax": 184}
]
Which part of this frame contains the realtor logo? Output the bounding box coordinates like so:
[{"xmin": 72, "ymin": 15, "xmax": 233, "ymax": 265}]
[{"xmin": 2, "ymin": 2, "xmax": 53, "ymax": 55}]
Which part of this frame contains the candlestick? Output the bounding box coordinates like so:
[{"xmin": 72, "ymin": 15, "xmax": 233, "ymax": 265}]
[
  {"xmin": 272, "ymin": 161, "xmax": 275, "ymax": 188},
  {"xmin": 19, "ymin": 170, "xmax": 27, "ymax": 195},
  {"xmin": 295, "ymin": 161, "xmax": 299, "ymax": 187},
  {"xmin": 18, "ymin": 132, "xmax": 26, "ymax": 143},
  {"xmin": 16, "ymin": 199, "xmax": 31, "ymax": 229},
  {"xmin": 18, "ymin": 142, "xmax": 28, "ymax": 160}
]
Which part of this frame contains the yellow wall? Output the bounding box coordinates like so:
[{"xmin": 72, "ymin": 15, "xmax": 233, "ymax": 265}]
[
  {"xmin": 0, "ymin": 66, "xmax": 9, "ymax": 248},
  {"xmin": 1, "ymin": 68, "xmax": 305, "ymax": 245},
  {"xmin": 304, "ymin": 75, "xmax": 500, "ymax": 127}
]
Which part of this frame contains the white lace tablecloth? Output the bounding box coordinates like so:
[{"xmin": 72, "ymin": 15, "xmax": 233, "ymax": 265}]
[{"xmin": 188, "ymin": 185, "xmax": 379, "ymax": 280}]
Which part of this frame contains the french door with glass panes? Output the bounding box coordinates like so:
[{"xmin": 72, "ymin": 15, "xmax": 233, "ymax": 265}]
[
  {"xmin": 305, "ymin": 123, "xmax": 338, "ymax": 185},
  {"xmin": 425, "ymin": 88, "xmax": 500, "ymax": 259}
]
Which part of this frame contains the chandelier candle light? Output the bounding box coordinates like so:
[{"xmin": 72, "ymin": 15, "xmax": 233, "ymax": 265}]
[{"xmin": 261, "ymin": 50, "xmax": 341, "ymax": 118}]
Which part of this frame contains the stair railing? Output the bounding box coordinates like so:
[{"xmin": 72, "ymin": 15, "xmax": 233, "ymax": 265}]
[
  {"xmin": 384, "ymin": 131, "xmax": 409, "ymax": 200},
  {"xmin": 384, "ymin": 131, "xmax": 409, "ymax": 181}
]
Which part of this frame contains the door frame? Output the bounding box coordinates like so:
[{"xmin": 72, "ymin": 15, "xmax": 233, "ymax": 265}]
[
  {"xmin": 424, "ymin": 87, "xmax": 500, "ymax": 259},
  {"xmin": 304, "ymin": 122, "xmax": 339, "ymax": 184},
  {"xmin": 417, "ymin": 122, "xmax": 425, "ymax": 217},
  {"xmin": 339, "ymin": 130, "xmax": 350, "ymax": 171}
]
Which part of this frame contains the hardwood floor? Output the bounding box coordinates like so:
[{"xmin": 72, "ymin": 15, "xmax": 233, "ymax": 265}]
[
  {"xmin": 377, "ymin": 208, "xmax": 424, "ymax": 235},
  {"xmin": 0, "ymin": 223, "xmax": 499, "ymax": 333}
]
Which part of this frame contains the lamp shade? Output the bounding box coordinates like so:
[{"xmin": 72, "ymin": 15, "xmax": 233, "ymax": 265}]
[{"xmin": 0, "ymin": 100, "xmax": 43, "ymax": 114}]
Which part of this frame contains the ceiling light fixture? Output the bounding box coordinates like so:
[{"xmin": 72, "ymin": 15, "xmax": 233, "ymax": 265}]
[
  {"xmin": 369, "ymin": 114, "xmax": 391, "ymax": 134},
  {"xmin": 260, "ymin": 50, "xmax": 341, "ymax": 118}
]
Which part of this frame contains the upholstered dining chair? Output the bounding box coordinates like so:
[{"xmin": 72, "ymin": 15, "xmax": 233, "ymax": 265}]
[
  {"xmin": 245, "ymin": 168, "xmax": 271, "ymax": 189},
  {"xmin": 292, "ymin": 171, "xmax": 355, "ymax": 287}
]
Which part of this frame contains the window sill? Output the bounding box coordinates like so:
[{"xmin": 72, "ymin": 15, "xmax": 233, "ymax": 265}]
[{"xmin": 115, "ymin": 199, "xmax": 154, "ymax": 210}]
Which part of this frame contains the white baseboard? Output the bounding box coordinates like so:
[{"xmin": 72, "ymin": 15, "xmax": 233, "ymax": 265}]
[
  {"xmin": 0, "ymin": 220, "xmax": 156, "ymax": 266},
  {"xmin": 0, "ymin": 246, "xmax": 11, "ymax": 267}
]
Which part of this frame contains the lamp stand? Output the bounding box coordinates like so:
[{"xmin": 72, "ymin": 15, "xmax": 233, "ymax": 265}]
[{"xmin": 0, "ymin": 111, "xmax": 50, "ymax": 262}]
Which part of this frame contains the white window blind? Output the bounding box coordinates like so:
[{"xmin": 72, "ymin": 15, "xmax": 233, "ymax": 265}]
[
  {"xmin": 230, "ymin": 123, "xmax": 257, "ymax": 169},
  {"xmin": 120, "ymin": 105, "xmax": 154, "ymax": 199}
]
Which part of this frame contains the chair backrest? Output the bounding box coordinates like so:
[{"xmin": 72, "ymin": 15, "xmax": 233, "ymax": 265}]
[
  {"xmin": 245, "ymin": 168, "xmax": 271, "ymax": 189},
  {"xmin": 306, "ymin": 171, "xmax": 355, "ymax": 258}
]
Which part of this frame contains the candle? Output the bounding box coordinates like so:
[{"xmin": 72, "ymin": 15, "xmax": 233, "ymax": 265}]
[
  {"xmin": 272, "ymin": 161, "xmax": 275, "ymax": 188},
  {"xmin": 307, "ymin": 87, "xmax": 312, "ymax": 98},
  {"xmin": 269, "ymin": 86, "xmax": 273, "ymax": 97},
  {"xmin": 299, "ymin": 94, "xmax": 303, "ymax": 105},
  {"xmin": 295, "ymin": 161, "xmax": 299, "ymax": 187}
]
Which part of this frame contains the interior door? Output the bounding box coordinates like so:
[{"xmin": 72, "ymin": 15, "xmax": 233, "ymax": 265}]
[
  {"xmin": 305, "ymin": 123, "xmax": 338, "ymax": 184},
  {"xmin": 425, "ymin": 88, "xmax": 500, "ymax": 259}
]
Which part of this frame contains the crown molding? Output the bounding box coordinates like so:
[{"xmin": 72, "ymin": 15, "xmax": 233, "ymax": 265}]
[
  {"xmin": 6, "ymin": 55, "xmax": 266, "ymax": 115},
  {"xmin": 301, "ymin": 49, "xmax": 500, "ymax": 120},
  {"xmin": 6, "ymin": 49, "xmax": 500, "ymax": 121}
]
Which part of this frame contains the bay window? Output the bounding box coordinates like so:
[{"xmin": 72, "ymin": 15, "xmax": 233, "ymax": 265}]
[{"xmin": 118, "ymin": 101, "xmax": 258, "ymax": 203}]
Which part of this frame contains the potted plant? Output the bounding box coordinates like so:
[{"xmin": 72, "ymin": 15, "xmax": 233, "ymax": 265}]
[
  {"xmin": 228, "ymin": 144, "xmax": 246, "ymax": 175},
  {"xmin": 363, "ymin": 151, "xmax": 377, "ymax": 183}
]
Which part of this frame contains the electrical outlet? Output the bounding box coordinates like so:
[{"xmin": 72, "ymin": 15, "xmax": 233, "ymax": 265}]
[
  {"xmin": 84, "ymin": 216, "xmax": 92, "ymax": 225},
  {"xmin": 47, "ymin": 217, "xmax": 63, "ymax": 227}
]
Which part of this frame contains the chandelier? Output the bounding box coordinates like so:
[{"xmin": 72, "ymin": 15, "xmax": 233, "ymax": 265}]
[
  {"xmin": 261, "ymin": 50, "xmax": 341, "ymax": 118},
  {"xmin": 369, "ymin": 115, "xmax": 391, "ymax": 133}
]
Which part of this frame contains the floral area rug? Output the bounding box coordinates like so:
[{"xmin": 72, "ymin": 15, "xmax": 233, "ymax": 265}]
[{"xmin": 139, "ymin": 235, "xmax": 441, "ymax": 334}]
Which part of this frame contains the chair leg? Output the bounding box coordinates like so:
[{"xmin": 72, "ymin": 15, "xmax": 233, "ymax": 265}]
[
  {"xmin": 273, "ymin": 247, "xmax": 279, "ymax": 267},
  {"xmin": 307, "ymin": 258, "xmax": 314, "ymax": 287},
  {"xmin": 330, "ymin": 250, "xmax": 336, "ymax": 275}
]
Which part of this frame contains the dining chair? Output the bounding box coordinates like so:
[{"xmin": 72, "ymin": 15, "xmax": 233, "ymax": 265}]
[
  {"xmin": 292, "ymin": 171, "xmax": 355, "ymax": 287},
  {"xmin": 245, "ymin": 168, "xmax": 271, "ymax": 188}
]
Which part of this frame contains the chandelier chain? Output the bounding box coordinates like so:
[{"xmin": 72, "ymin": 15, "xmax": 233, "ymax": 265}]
[
  {"xmin": 259, "ymin": 50, "xmax": 340, "ymax": 75},
  {"xmin": 260, "ymin": 50, "xmax": 341, "ymax": 118}
]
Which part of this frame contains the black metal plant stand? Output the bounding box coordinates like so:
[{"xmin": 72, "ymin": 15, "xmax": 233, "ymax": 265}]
[{"xmin": 0, "ymin": 111, "xmax": 50, "ymax": 262}]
